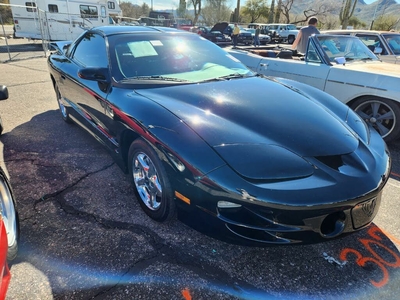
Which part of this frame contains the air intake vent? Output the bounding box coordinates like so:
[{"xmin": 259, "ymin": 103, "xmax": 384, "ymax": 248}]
[{"xmin": 315, "ymin": 155, "xmax": 344, "ymax": 171}]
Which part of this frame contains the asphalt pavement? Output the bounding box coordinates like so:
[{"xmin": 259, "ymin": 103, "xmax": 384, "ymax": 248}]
[{"xmin": 0, "ymin": 48, "xmax": 399, "ymax": 300}]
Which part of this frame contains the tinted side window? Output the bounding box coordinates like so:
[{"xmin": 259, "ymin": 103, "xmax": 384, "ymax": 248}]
[
  {"xmin": 356, "ymin": 34, "xmax": 387, "ymax": 55},
  {"xmin": 72, "ymin": 33, "xmax": 108, "ymax": 68},
  {"xmin": 306, "ymin": 42, "xmax": 322, "ymax": 63}
]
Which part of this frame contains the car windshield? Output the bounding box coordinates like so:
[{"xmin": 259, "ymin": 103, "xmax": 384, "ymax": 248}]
[
  {"xmin": 316, "ymin": 35, "xmax": 379, "ymax": 62},
  {"xmin": 382, "ymin": 33, "xmax": 400, "ymax": 54},
  {"xmin": 109, "ymin": 33, "xmax": 252, "ymax": 83}
]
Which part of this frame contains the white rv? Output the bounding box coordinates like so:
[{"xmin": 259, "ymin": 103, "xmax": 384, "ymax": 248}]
[
  {"xmin": 106, "ymin": 0, "xmax": 121, "ymax": 19},
  {"xmin": 10, "ymin": 0, "xmax": 122, "ymax": 41}
]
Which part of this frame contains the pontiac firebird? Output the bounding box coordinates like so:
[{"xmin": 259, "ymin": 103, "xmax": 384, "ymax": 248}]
[{"xmin": 47, "ymin": 26, "xmax": 391, "ymax": 244}]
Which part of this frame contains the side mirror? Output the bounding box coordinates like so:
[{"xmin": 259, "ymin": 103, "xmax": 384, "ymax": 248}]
[
  {"xmin": 0, "ymin": 85, "xmax": 9, "ymax": 101},
  {"xmin": 334, "ymin": 57, "xmax": 346, "ymax": 65},
  {"xmin": 374, "ymin": 46, "xmax": 383, "ymax": 55},
  {"xmin": 78, "ymin": 67, "xmax": 110, "ymax": 83},
  {"xmin": 49, "ymin": 42, "xmax": 71, "ymax": 53}
]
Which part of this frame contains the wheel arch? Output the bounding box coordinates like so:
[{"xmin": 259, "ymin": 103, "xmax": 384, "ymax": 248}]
[
  {"xmin": 119, "ymin": 129, "xmax": 141, "ymax": 173},
  {"xmin": 119, "ymin": 128, "xmax": 183, "ymax": 178},
  {"xmin": 49, "ymin": 74, "xmax": 56, "ymax": 89},
  {"xmin": 346, "ymin": 94, "xmax": 400, "ymax": 110}
]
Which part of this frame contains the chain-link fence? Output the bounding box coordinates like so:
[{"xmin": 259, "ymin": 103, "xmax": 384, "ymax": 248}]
[
  {"xmin": 0, "ymin": 3, "xmax": 48, "ymax": 63},
  {"xmin": 1, "ymin": 2, "xmax": 114, "ymax": 63}
]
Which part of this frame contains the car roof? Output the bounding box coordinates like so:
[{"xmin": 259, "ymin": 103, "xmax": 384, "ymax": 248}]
[
  {"xmin": 322, "ymin": 29, "xmax": 399, "ymax": 35},
  {"xmin": 89, "ymin": 25, "xmax": 186, "ymax": 36},
  {"xmin": 267, "ymin": 23, "xmax": 295, "ymax": 26}
]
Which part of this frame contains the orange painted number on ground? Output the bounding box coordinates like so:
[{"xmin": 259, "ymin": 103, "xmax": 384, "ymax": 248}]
[{"xmin": 339, "ymin": 226, "xmax": 400, "ymax": 288}]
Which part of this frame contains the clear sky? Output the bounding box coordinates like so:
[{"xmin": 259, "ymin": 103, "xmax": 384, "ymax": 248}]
[{"xmin": 142, "ymin": 0, "xmax": 380, "ymax": 11}]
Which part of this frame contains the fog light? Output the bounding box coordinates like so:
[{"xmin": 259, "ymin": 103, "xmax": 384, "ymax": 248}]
[
  {"xmin": 217, "ymin": 201, "xmax": 242, "ymax": 208},
  {"xmin": 320, "ymin": 211, "xmax": 346, "ymax": 238}
]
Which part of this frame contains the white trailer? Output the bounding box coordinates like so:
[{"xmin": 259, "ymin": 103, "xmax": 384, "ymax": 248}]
[
  {"xmin": 106, "ymin": 0, "xmax": 121, "ymax": 19},
  {"xmin": 10, "ymin": 0, "xmax": 122, "ymax": 41}
]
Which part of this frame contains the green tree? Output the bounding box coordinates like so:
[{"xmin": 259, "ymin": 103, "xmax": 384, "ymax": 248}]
[
  {"xmin": 339, "ymin": 0, "xmax": 357, "ymax": 29},
  {"xmin": 188, "ymin": 0, "xmax": 202, "ymax": 25},
  {"xmin": 201, "ymin": 0, "xmax": 231, "ymax": 25},
  {"xmin": 348, "ymin": 16, "xmax": 366, "ymax": 29},
  {"xmin": 0, "ymin": 0, "xmax": 13, "ymax": 24},
  {"xmin": 268, "ymin": 0, "xmax": 275, "ymax": 23},
  {"xmin": 274, "ymin": 0, "xmax": 282, "ymax": 23},
  {"xmin": 372, "ymin": 14, "xmax": 400, "ymax": 31},
  {"xmin": 141, "ymin": 3, "xmax": 150, "ymax": 17},
  {"xmin": 177, "ymin": 0, "xmax": 187, "ymax": 18},
  {"xmin": 242, "ymin": 0, "xmax": 269, "ymax": 23},
  {"xmin": 119, "ymin": 2, "xmax": 150, "ymax": 19}
]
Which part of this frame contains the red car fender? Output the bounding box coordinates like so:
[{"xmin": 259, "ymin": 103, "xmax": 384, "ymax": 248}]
[{"xmin": 0, "ymin": 219, "xmax": 10, "ymax": 300}]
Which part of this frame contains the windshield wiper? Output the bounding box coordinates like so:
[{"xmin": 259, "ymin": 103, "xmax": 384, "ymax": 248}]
[
  {"xmin": 120, "ymin": 76, "xmax": 189, "ymax": 83},
  {"xmin": 199, "ymin": 73, "xmax": 252, "ymax": 83},
  {"xmin": 217, "ymin": 73, "xmax": 248, "ymax": 80}
]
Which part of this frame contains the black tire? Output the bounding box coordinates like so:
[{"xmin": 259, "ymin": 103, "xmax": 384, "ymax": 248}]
[
  {"xmin": 350, "ymin": 97, "xmax": 400, "ymax": 142},
  {"xmin": 55, "ymin": 84, "xmax": 72, "ymax": 123},
  {"xmin": 128, "ymin": 139, "xmax": 176, "ymax": 222},
  {"xmin": 288, "ymin": 35, "xmax": 295, "ymax": 44},
  {"xmin": 0, "ymin": 169, "xmax": 20, "ymax": 261}
]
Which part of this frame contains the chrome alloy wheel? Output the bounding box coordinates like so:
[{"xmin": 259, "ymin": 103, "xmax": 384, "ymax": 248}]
[
  {"xmin": 0, "ymin": 178, "xmax": 18, "ymax": 250},
  {"xmin": 132, "ymin": 152, "xmax": 162, "ymax": 211}
]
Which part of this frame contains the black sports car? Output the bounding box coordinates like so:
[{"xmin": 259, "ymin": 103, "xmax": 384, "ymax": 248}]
[
  {"xmin": 47, "ymin": 26, "xmax": 391, "ymax": 245},
  {"xmin": 197, "ymin": 23, "xmax": 232, "ymax": 46},
  {"xmin": 237, "ymin": 29, "xmax": 254, "ymax": 45}
]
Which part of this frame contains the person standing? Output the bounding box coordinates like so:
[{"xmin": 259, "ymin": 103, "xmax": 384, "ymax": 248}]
[
  {"xmin": 292, "ymin": 17, "xmax": 320, "ymax": 54},
  {"xmin": 254, "ymin": 25, "xmax": 260, "ymax": 47},
  {"xmin": 232, "ymin": 24, "xmax": 240, "ymax": 48}
]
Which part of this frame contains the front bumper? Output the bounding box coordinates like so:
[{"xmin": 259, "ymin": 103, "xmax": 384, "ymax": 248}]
[
  {"xmin": 178, "ymin": 137, "xmax": 390, "ymax": 245},
  {"xmin": 215, "ymin": 191, "xmax": 381, "ymax": 244}
]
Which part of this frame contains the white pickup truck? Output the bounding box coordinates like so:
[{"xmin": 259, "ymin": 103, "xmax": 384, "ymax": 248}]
[{"xmin": 266, "ymin": 23, "xmax": 299, "ymax": 44}]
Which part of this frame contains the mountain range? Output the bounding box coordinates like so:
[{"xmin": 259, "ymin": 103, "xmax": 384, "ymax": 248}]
[{"xmin": 292, "ymin": 0, "xmax": 400, "ymax": 25}]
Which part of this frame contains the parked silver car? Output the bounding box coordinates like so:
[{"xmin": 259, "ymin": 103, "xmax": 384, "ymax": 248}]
[
  {"xmin": 322, "ymin": 30, "xmax": 400, "ymax": 64},
  {"xmin": 243, "ymin": 28, "xmax": 271, "ymax": 45}
]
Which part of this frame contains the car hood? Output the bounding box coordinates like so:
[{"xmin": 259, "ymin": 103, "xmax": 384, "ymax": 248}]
[
  {"xmin": 210, "ymin": 22, "xmax": 229, "ymax": 33},
  {"xmin": 332, "ymin": 60, "xmax": 400, "ymax": 78},
  {"xmin": 329, "ymin": 61, "xmax": 400, "ymax": 93},
  {"xmin": 136, "ymin": 77, "xmax": 358, "ymax": 159}
]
